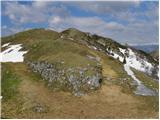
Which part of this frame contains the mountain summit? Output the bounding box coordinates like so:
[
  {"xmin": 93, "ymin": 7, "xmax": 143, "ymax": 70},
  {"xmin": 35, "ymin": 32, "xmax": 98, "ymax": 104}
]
[{"xmin": 1, "ymin": 28, "xmax": 159, "ymax": 118}]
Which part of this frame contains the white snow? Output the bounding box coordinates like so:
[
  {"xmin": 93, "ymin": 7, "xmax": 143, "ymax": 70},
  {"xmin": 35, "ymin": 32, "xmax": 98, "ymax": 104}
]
[
  {"xmin": 112, "ymin": 51, "xmax": 124, "ymax": 62},
  {"xmin": 106, "ymin": 47, "xmax": 154, "ymax": 76},
  {"xmin": 2, "ymin": 43, "xmax": 10, "ymax": 48},
  {"xmin": 124, "ymin": 64, "xmax": 156, "ymax": 96},
  {"xmin": 86, "ymin": 45, "xmax": 157, "ymax": 96},
  {"xmin": 108, "ymin": 47, "xmax": 154, "ymax": 75},
  {"xmin": 106, "ymin": 49, "xmax": 124, "ymax": 62},
  {"xmin": 88, "ymin": 44, "xmax": 154, "ymax": 76},
  {"xmin": 106, "ymin": 47, "xmax": 157, "ymax": 96},
  {"xmin": 119, "ymin": 48, "xmax": 126, "ymax": 54},
  {"xmin": 126, "ymin": 48, "xmax": 153, "ymax": 74},
  {"xmin": 0, "ymin": 44, "xmax": 28, "ymax": 62},
  {"xmin": 124, "ymin": 64, "xmax": 141, "ymax": 85}
]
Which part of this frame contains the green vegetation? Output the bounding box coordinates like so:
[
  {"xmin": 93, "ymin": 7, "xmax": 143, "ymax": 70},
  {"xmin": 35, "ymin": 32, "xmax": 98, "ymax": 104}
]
[
  {"xmin": 150, "ymin": 49, "xmax": 159, "ymax": 60},
  {"xmin": 1, "ymin": 64, "xmax": 21, "ymax": 101},
  {"xmin": 1, "ymin": 28, "xmax": 159, "ymax": 118},
  {"xmin": 132, "ymin": 68, "xmax": 159, "ymax": 90},
  {"xmin": 26, "ymin": 37, "xmax": 98, "ymax": 69},
  {"xmin": 1, "ymin": 28, "xmax": 60, "ymax": 45}
]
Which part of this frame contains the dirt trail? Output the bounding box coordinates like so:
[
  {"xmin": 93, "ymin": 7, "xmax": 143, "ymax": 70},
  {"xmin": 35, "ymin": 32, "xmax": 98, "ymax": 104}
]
[{"xmin": 2, "ymin": 63, "xmax": 158, "ymax": 118}]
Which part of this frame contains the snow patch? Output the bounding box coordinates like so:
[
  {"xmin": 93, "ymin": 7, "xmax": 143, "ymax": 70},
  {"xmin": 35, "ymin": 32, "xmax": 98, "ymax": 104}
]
[
  {"xmin": 124, "ymin": 64, "xmax": 157, "ymax": 96},
  {"xmin": 106, "ymin": 47, "xmax": 157, "ymax": 96},
  {"xmin": 124, "ymin": 64, "xmax": 141, "ymax": 85},
  {"xmin": 86, "ymin": 44, "xmax": 157, "ymax": 96},
  {"xmin": 126, "ymin": 48, "xmax": 153, "ymax": 74},
  {"xmin": 2, "ymin": 43, "xmax": 10, "ymax": 48},
  {"xmin": 0, "ymin": 44, "xmax": 28, "ymax": 62},
  {"xmin": 111, "ymin": 51, "xmax": 124, "ymax": 62},
  {"xmin": 119, "ymin": 48, "xmax": 126, "ymax": 54},
  {"xmin": 111, "ymin": 48, "xmax": 154, "ymax": 75},
  {"xmin": 106, "ymin": 49, "xmax": 124, "ymax": 62}
]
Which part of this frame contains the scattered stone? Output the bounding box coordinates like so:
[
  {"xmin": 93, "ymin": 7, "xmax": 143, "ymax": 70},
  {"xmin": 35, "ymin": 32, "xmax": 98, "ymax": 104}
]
[
  {"xmin": 27, "ymin": 61, "xmax": 103, "ymax": 96},
  {"xmin": 33, "ymin": 103, "xmax": 47, "ymax": 113}
]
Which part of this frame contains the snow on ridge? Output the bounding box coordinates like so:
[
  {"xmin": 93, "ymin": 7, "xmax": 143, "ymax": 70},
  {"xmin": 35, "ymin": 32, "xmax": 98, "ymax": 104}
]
[
  {"xmin": 126, "ymin": 48, "xmax": 153, "ymax": 74},
  {"xmin": 124, "ymin": 64, "xmax": 141, "ymax": 85},
  {"xmin": 119, "ymin": 48, "xmax": 157, "ymax": 96},
  {"xmin": 106, "ymin": 47, "xmax": 156, "ymax": 77},
  {"xmin": 2, "ymin": 43, "xmax": 10, "ymax": 48},
  {"xmin": 110, "ymin": 50, "xmax": 124, "ymax": 62},
  {"xmin": 124, "ymin": 64, "xmax": 157, "ymax": 96},
  {"xmin": 118, "ymin": 47, "xmax": 154, "ymax": 75},
  {"xmin": 119, "ymin": 48, "xmax": 126, "ymax": 54},
  {"xmin": 90, "ymin": 45, "xmax": 154, "ymax": 75},
  {"xmin": 0, "ymin": 44, "xmax": 28, "ymax": 62},
  {"xmin": 87, "ymin": 45, "xmax": 157, "ymax": 96}
]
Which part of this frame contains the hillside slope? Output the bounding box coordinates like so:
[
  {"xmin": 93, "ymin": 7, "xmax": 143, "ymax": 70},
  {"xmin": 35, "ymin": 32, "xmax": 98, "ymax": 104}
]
[
  {"xmin": 150, "ymin": 49, "xmax": 159, "ymax": 61},
  {"xmin": 1, "ymin": 28, "xmax": 159, "ymax": 118}
]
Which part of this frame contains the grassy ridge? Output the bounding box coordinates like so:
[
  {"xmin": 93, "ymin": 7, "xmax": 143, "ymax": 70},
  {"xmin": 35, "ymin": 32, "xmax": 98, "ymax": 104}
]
[{"xmin": 1, "ymin": 28, "xmax": 159, "ymax": 118}]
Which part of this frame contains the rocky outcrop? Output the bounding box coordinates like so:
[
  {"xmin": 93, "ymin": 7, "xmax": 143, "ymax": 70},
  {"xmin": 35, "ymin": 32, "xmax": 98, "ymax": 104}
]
[
  {"xmin": 27, "ymin": 61, "xmax": 102, "ymax": 96},
  {"xmin": 61, "ymin": 29, "xmax": 158, "ymax": 79}
]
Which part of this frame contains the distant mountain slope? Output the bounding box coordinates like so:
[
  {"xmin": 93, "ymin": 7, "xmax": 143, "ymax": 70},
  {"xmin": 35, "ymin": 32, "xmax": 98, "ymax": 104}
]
[
  {"xmin": 150, "ymin": 49, "xmax": 159, "ymax": 60},
  {"xmin": 131, "ymin": 45, "xmax": 159, "ymax": 53}
]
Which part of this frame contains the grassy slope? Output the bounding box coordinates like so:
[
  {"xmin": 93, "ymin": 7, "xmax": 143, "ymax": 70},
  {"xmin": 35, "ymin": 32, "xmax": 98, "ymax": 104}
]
[
  {"xmin": 1, "ymin": 62, "xmax": 158, "ymax": 118},
  {"xmin": 131, "ymin": 68, "xmax": 159, "ymax": 112},
  {"xmin": 1, "ymin": 29, "xmax": 159, "ymax": 118},
  {"xmin": 150, "ymin": 49, "xmax": 159, "ymax": 60},
  {"xmin": 132, "ymin": 68, "xmax": 159, "ymax": 90},
  {"xmin": 1, "ymin": 63, "xmax": 21, "ymax": 101},
  {"xmin": 2, "ymin": 29, "xmax": 97, "ymax": 68}
]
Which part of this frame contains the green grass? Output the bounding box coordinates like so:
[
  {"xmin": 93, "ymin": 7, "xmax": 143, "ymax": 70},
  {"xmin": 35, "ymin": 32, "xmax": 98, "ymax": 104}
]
[
  {"xmin": 1, "ymin": 28, "xmax": 157, "ymax": 96},
  {"xmin": 1, "ymin": 64, "xmax": 22, "ymax": 101},
  {"xmin": 26, "ymin": 39, "xmax": 98, "ymax": 69},
  {"xmin": 1, "ymin": 28, "xmax": 60, "ymax": 45},
  {"xmin": 132, "ymin": 68, "xmax": 159, "ymax": 90}
]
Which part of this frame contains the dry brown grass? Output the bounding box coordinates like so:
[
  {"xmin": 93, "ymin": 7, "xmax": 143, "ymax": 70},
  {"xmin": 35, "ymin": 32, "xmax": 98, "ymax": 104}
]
[{"xmin": 1, "ymin": 62, "xmax": 158, "ymax": 119}]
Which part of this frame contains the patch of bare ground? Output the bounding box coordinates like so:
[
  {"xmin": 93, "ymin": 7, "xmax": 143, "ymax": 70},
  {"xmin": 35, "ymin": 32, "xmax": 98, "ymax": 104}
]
[{"xmin": 2, "ymin": 63, "xmax": 158, "ymax": 118}]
